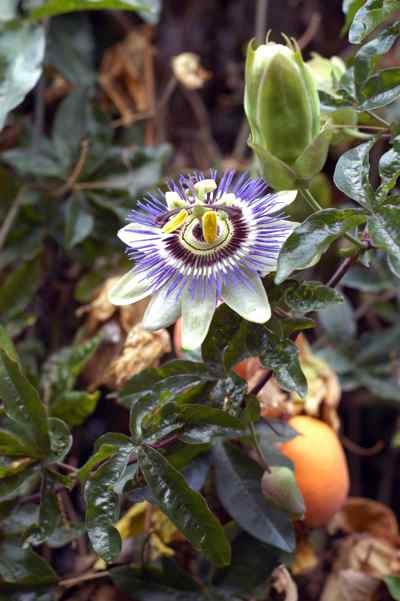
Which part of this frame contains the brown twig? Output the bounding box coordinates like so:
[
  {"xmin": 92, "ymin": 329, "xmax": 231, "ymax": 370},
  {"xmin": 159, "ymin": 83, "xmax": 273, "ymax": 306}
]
[
  {"xmin": 59, "ymin": 571, "xmax": 109, "ymax": 588},
  {"xmin": 55, "ymin": 138, "xmax": 89, "ymax": 197},
  {"xmin": 298, "ymin": 12, "xmax": 321, "ymax": 50},
  {"xmin": 0, "ymin": 189, "xmax": 24, "ymax": 251}
]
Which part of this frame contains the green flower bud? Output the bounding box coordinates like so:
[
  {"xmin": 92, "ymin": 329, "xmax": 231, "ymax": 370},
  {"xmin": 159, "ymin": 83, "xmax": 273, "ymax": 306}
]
[
  {"xmin": 261, "ymin": 466, "xmax": 305, "ymax": 519},
  {"xmin": 245, "ymin": 37, "xmax": 320, "ymax": 166}
]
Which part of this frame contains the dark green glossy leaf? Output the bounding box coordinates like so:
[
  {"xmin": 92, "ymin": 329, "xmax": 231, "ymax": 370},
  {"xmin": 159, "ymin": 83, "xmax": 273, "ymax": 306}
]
[
  {"xmin": 258, "ymin": 334, "xmax": 307, "ymax": 398},
  {"xmin": 139, "ymin": 444, "xmax": 231, "ymax": 566},
  {"xmin": 284, "ymin": 281, "xmax": 344, "ymax": 315},
  {"xmin": 119, "ymin": 360, "xmax": 212, "ymax": 410},
  {"xmin": 349, "ymin": 0, "xmax": 400, "ymax": 44},
  {"xmin": 85, "ymin": 442, "xmax": 134, "ymax": 562},
  {"xmin": 354, "ymin": 21, "xmax": 400, "ymax": 94},
  {"xmin": 27, "ymin": 475, "xmax": 61, "ymax": 545},
  {"xmin": 0, "ymin": 542, "xmax": 57, "ymax": 585},
  {"xmin": 212, "ymin": 442, "xmax": 295, "ymax": 553},
  {"xmin": 0, "ymin": 463, "xmax": 38, "ymax": 500},
  {"xmin": 368, "ymin": 205, "xmax": 400, "ymax": 278},
  {"xmin": 0, "ymin": 22, "xmax": 45, "ymax": 130},
  {"xmin": 378, "ymin": 135, "xmax": 400, "ymax": 199},
  {"xmin": 166, "ymin": 403, "xmax": 245, "ymax": 429},
  {"xmin": 275, "ymin": 209, "xmax": 367, "ymax": 283},
  {"xmin": 342, "ymin": 0, "xmax": 366, "ymax": 32},
  {"xmin": 0, "ymin": 428, "xmax": 31, "ymax": 456},
  {"xmin": 359, "ymin": 68, "xmax": 400, "ymax": 110},
  {"xmin": 78, "ymin": 443, "xmax": 120, "ymax": 483},
  {"xmin": 334, "ymin": 139, "xmax": 376, "ymax": 206},
  {"xmin": 213, "ymin": 531, "xmax": 284, "ymax": 595},
  {"xmin": 0, "ymin": 331, "xmax": 49, "ymax": 456},
  {"xmin": 0, "ymin": 255, "xmax": 42, "ymax": 321},
  {"xmin": 47, "ymin": 417, "xmax": 72, "ymax": 462},
  {"xmin": 319, "ymin": 294, "xmax": 356, "ymax": 343},
  {"xmin": 202, "ymin": 304, "xmax": 244, "ymax": 367},
  {"xmin": 29, "ymin": 0, "xmax": 161, "ymax": 24}
]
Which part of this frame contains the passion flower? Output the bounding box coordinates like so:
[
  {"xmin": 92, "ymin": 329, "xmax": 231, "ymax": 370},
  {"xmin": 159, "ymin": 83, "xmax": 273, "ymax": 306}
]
[{"xmin": 108, "ymin": 171, "xmax": 297, "ymax": 350}]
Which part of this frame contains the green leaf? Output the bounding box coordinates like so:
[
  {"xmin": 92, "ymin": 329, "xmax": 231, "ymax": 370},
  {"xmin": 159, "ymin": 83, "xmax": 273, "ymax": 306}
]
[
  {"xmin": 0, "ymin": 255, "xmax": 42, "ymax": 321},
  {"xmin": 359, "ymin": 68, "xmax": 400, "ymax": 110},
  {"xmin": 64, "ymin": 194, "xmax": 94, "ymax": 249},
  {"xmin": 334, "ymin": 139, "xmax": 376, "ymax": 206},
  {"xmin": 0, "ymin": 464, "xmax": 38, "ymax": 500},
  {"xmin": 342, "ymin": 0, "xmax": 366, "ymax": 32},
  {"xmin": 46, "ymin": 14, "xmax": 96, "ymax": 86},
  {"xmin": 85, "ymin": 442, "xmax": 134, "ymax": 562},
  {"xmin": 78, "ymin": 443, "xmax": 119, "ymax": 482},
  {"xmin": 275, "ymin": 209, "xmax": 367, "ymax": 283},
  {"xmin": 0, "ymin": 428, "xmax": 31, "ymax": 456},
  {"xmin": 48, "ymin": 417, "xmax": 72, "ymax": 462},
  {"xmin": 166, "ymin": 403, "xmax": 245, "ymax": 430},
  {"xmin": 0, "ymin": 331, "xmax": 50, "ymax": 456},
  {"xmin": 284, "ymin": 281, "xmax": 344, "ymax": 315},
  {"xmin": 213, "ymin": 532, "xmax": 284, "ymax": 595},
  {"xmin": 202, "ymin": 304, "xmax": 242, "ymax": 367},
  {"xmin": 384, "ymin": 575, "xmax": 400, "ymax": 600},
  {"xmin": 139, "ymin": 444, "xmax": 231, "ymax": 566},
  {"xmin": 212, "ymin": 442, "xmax": 295, "ymax": 553},
  {"xmin": 349, "ymin": 0, "xmax": 400, "ymax": 44},
  {"xmin": 0, "ymin": 542, "xmax": 57, "ymax": 585},
  {"xmin": 119, "ymin": 360, "xmax": 211, "ymax": 410},
  {"xmin": 50, "ymin": 390, "xmax": 99, "ymax": 427},
  {"xmin": 1, "ymin": 145, "xmax": 62, "ymax": 178},
  {"xmin": 27, "ymin": 475, "xmax": 61, "ymax": 545},
  {"xmin": 354, "ymin": 21, "xmax": 400, "ymax": 94},
  {"xmin": 378, "ymin": 135, "xmax": 400, "ymax": 198},
  {"xmin": 42, "ymin": 334, "xmax": 100, "ymax": 402},
  {"xmin": 0, "ymin": 22, "xmax": 45, "ymax": 130},
  {"xmin": 258, "ymin": 334, "xmax": 307, "ymax": 398},
  {"xmin": 29, "ymin": 0, "xmax": 161, "ymax": 24},
  {"xmin": 319, "ymin": 294, "xmax": 356, "ymax": 343},
  {"xmin": 52, "ymin": 89, "xmax": 91, "ymax": 172},
  {"xmin": 368, "ymin": 205, "xmax": 400, "ymax": 278}
]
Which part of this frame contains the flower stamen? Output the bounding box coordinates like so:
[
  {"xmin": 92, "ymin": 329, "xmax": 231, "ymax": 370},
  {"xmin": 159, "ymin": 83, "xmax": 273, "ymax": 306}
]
[
  {"xmin": 202, "ymin": 210, "xmax": 218, "ymax": 243},
  {"xmin": 162, "ymin": 208, "xmax": 189, "ymax": 234}
]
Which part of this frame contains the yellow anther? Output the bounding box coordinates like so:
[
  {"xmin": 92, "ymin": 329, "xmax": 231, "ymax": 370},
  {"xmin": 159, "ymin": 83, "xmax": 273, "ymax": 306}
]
[
  {"xmin": 162, "ymin": 209, "xmax": 189, "ymax": 234},
  {"xmin": 202, "ymin": 211, "xmax": 218, "ymax": 243}
]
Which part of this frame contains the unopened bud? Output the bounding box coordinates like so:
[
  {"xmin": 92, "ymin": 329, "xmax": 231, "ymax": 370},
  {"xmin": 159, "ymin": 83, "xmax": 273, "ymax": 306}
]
[
  {"xmin": 261, "ymin": 466, "xmax": 305, "ymax": 519},
  {"xmin": 245, "ymin": 38, "xmax": 320, "ymax": 166}
]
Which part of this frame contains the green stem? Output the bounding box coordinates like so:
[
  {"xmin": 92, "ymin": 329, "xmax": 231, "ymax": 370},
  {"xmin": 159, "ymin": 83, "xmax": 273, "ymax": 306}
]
[{"xmin": 301, "ymin": 188, "xmax": 366, "ymax": 251}]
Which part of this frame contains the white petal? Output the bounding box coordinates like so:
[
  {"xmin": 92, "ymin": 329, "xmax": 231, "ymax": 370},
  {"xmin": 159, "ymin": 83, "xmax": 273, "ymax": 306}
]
[
  {"xmin": 118, "ymin": 223, "xmax": 158, "ymax": 247},
  {"xmin": 181, "ymin": 285, "xmax": 217, "ymax": 350},
  {"xmin": 265, "ymin": 190, "xmax": 298, "ymax": 215},
  {"xmin": 222, "ymin": 273, "xmax": 271, "ymax": 323},
  {"xmin": 108, "ymin": 269, "xmax": 151, "ymax": 306},
  {"xmin": 143, "ymin": 287, "xmax": 181, "ymax": 330}
]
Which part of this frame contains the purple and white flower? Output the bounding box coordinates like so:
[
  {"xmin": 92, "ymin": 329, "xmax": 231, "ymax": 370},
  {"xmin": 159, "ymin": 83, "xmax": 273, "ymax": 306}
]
[{"xmin": 109, "ymin": 171, "xmax": 297, "ymax": 350}]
